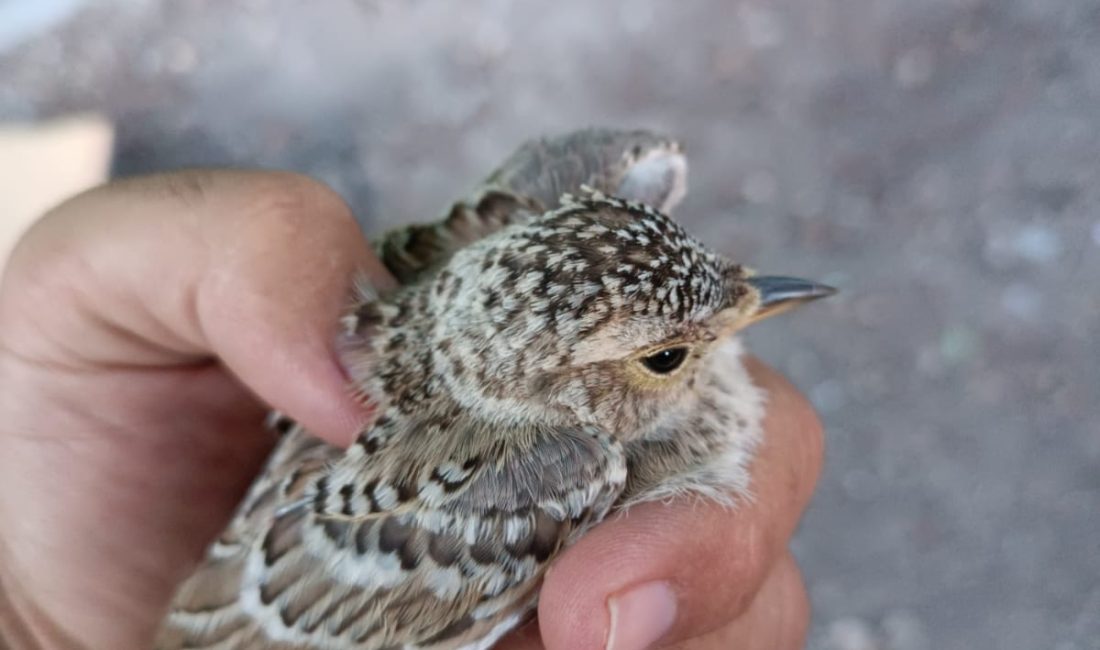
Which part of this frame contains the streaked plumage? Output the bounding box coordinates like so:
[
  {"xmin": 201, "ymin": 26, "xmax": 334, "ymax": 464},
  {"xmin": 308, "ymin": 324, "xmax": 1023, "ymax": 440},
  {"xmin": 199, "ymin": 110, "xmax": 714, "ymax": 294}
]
[{"xmin": 155, "ymin": 128, "xmax": 831, "ymax": 649}]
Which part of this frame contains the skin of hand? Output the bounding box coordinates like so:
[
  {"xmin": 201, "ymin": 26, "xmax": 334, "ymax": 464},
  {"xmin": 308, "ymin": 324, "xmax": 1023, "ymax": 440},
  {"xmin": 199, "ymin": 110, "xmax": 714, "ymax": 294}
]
[{"xmin": 0, "ymin": 170, "xmax": 824, "ymax": 650}]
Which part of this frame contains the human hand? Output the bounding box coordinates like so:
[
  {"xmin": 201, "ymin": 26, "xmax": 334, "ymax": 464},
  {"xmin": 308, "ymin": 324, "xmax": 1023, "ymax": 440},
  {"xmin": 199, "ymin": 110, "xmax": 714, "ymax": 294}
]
[{"xmin": 0, "ymin": 171, "xmax": 823, "ymax": 649}]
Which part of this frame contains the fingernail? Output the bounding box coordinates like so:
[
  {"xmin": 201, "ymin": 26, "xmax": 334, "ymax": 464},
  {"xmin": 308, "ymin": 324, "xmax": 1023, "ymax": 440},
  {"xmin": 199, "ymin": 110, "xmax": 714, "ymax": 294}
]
[{"xmin": 606, "ymin": 581, "xmax": 677, "ymax": 650}]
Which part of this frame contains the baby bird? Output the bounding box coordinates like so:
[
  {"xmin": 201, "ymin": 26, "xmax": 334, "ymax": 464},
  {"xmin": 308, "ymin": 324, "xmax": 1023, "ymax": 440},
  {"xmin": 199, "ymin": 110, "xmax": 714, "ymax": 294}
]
[{"xmin": 155, "ymin": 128, "xmax": 833, "ymax": 650}]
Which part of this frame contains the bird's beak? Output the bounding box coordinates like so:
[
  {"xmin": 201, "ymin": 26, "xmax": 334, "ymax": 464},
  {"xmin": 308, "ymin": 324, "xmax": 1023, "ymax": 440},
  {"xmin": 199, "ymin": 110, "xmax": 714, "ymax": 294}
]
[{"xmin": 745, "ymin": 275, "xmax": 836, "ymax": 324}]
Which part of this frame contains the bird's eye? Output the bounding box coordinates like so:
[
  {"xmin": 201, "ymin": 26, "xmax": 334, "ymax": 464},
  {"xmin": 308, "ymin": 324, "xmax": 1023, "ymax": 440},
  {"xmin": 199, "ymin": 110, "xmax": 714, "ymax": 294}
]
[{"xmin": 641, "ymin": 347, "xmax": 689, "ymax": 375}]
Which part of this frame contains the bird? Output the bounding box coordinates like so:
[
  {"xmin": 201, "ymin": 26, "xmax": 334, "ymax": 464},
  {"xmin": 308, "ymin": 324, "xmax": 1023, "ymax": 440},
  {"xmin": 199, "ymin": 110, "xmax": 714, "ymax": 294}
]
[{"xmin": 154, "ymin": 128, "xmax": 834, "ymax": 650}]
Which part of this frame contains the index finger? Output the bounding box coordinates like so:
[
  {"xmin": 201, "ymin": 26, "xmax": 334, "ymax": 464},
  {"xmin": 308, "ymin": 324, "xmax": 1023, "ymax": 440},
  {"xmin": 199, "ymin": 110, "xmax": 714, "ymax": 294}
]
[{"xmin": 533, "ymin": 358, "xmax": 824, "ymax": 650}]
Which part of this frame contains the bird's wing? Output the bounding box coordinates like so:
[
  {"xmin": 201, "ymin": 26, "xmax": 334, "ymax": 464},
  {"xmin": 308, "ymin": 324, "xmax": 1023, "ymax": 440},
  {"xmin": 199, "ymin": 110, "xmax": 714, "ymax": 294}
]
[
  {"xmin": 377, "ymin": 127, "xmax": 688, "ymax": 284},
  {"xmin": 157, "ymin": 417, "xmax": 626, "ymax": 650}
]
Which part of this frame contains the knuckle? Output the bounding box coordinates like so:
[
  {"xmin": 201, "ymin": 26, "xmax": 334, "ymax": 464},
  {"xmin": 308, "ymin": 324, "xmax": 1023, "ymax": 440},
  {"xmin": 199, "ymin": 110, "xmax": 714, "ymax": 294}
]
[
  {"xmin": 789, "ymin": 387, "xmax": 826, "ymax": 484},
  {"xmin": 146, "ymin": 169, "xmax": 220, "ymax": 207},
  {"xmin": 1, "ymin": 199, "xmax": 91, "ymax": 311},
  {"xmin": 777, "ymin": 554, "xmax": 811, "ymax": 649},
  {"xmin": 237, "ymin": 171, "xmax": 358, "ymax": 236},
  {"xmin": 724, "ymin": 520, "xmax": 777, "ymax": 613},
  {"xmin": 751, "ymin": 356, "xmax": 826, "ymax": 499}
]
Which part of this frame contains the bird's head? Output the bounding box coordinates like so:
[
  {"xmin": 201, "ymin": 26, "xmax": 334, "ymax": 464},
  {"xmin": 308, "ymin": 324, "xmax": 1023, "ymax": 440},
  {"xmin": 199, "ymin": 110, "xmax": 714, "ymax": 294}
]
[{"xmin": 345, "ymin": 192, "xmax": 833, "ymax": 439}]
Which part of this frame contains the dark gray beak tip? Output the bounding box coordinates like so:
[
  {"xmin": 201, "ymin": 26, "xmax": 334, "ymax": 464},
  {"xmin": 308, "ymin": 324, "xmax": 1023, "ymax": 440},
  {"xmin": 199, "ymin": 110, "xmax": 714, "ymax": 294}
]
[{"xmin": 747, "ymin": 275, "xmax": 837, "ymax": 312}]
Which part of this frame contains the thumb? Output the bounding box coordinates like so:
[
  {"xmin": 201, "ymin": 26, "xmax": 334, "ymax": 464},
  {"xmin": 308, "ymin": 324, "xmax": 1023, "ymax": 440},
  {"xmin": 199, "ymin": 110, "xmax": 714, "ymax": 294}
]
[{"xmin": 0, "ymin": 170, "xmax": 394, "ymax": 446}]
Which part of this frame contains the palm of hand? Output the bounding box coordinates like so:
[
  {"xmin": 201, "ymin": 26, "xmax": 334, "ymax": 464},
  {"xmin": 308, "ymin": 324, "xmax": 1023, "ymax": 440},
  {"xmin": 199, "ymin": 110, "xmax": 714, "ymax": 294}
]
[{"xmin": 0, "ymin": 326, "xmax": 273, "ymax": 645}]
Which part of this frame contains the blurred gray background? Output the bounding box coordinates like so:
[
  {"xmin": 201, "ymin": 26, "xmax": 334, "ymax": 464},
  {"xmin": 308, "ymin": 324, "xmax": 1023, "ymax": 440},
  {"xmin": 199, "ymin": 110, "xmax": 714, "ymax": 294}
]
[{"xmin": 2, "ymin": 0, "xmax": 1098, "ymax": 648}]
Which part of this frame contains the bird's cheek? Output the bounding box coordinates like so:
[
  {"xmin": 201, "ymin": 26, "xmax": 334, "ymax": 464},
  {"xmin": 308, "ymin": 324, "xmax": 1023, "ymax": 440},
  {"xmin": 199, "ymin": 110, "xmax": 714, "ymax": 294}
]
[{"xmin": 601, "ymin": 394, "xmax": 647, "ymax": 439}]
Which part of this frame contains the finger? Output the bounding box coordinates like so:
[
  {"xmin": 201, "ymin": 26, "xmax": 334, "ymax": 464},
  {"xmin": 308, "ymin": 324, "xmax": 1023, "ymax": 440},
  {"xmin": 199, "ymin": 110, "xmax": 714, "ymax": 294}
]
[
  {"xmin": 361, "ymin": 555, "xmax": 808, "ymax": 650},
  {"xmin": 0, "ymin": 170, "xmax": 394, "ymax": 446},
  {"xmin": 673, "ymin": 551, "xmax": 810, "ymax": 650},
  {"xmin": 536, "ymin": 358, "xmax": 824, "ymax": 650}
]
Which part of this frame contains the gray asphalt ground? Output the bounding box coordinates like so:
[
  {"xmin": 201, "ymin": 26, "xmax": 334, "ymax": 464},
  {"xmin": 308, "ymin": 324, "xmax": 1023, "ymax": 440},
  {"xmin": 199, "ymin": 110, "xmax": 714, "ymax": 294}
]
[{"xmin": 2, "ymin": 1, "xmax": 1098, "ymax": 648}]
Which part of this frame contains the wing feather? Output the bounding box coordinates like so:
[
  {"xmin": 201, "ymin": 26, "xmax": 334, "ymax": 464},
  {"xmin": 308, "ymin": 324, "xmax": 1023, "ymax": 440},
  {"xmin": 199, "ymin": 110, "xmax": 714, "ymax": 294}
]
[
  {"xmin": 377, "ymin": 128, "xmax": 687, "ymax": 284},
  {"xmin": 157, "ymin": 417, "xmax": 625, "ymax": 650}
]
